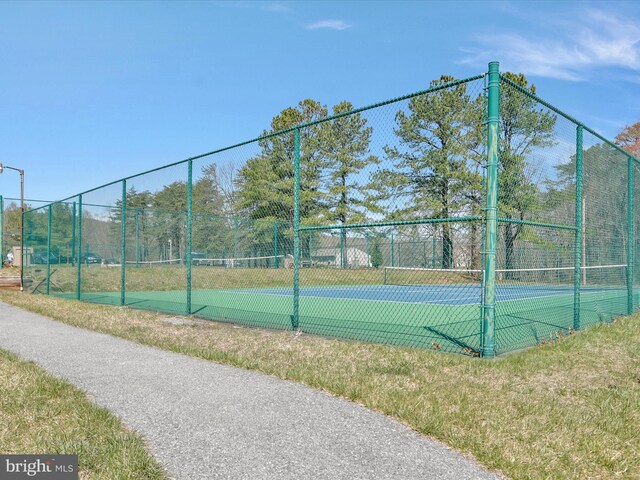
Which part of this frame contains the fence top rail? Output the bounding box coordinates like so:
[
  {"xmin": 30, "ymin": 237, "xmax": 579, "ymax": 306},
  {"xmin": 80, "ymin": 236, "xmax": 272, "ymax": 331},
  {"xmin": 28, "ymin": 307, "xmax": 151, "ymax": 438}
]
[
  {"xmin": 299, "ymin": 216, "xmax": 483, "ymax": 232},
  {"xmin": 2, "ymin": 197, "xmax": 54, "ymax": 204},
  {"xmin": 33, "ymin": 73, "xmax": 486, "ymax": 210},
  {"xmin": 500, "ymin": 75, "xmax": 640, "ymax": 165}
]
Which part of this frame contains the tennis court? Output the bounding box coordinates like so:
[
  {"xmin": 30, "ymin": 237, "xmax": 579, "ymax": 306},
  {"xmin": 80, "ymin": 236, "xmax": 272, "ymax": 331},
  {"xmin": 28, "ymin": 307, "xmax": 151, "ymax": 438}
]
[{"xmin": 57, "ymin": 268, "xmax": 636, "ymax": 354}]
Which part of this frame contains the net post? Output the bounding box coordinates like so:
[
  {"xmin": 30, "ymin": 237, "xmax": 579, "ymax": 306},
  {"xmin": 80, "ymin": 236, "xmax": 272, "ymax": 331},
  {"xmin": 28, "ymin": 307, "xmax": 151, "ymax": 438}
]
[
  {"xmin": 627, "ymin": 156, "xmax": 634, "ymax": 314},
  {"xmin": 292, "ymin": 128, "xmax": 300, "ymax": 330},
  {"xmin": 120, "ymin": 179, "xmax": 127, "ymax": 307},
  {"xmin": 46, "ymin": 204, "xmax": 52, "ymax": 295},
  {"xmin": 574, "ymin": 125, "xmax": 583, "ymax": 331},
  {"xmin": 186, "ymin": 159, "xmax": 193, "ymax": 315},
  {"xmin": 76, "ymin": 194, "xmax": 82, "ymax": 300},
  {"xmin": 481, "ymin": 61, "xmax": 500, "ymax": 359}
]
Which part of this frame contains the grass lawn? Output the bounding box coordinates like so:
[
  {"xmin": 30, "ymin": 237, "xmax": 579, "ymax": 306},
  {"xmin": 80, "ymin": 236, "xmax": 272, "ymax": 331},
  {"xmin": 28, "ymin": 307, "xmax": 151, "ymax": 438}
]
[
  {"xmin": 1, "ymin": 291, "xmax": 639, "ymax": 479},
  {"xmin": 0, "ymin": 348, "xmax": 166, "ymax": 479}
]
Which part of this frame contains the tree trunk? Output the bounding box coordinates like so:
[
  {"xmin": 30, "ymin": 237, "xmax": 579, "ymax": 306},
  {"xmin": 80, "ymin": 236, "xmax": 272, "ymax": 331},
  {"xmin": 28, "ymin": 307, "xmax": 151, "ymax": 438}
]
[
  {"xmin": 442, "ymin": 223, "xmax": 453, "ymax": 269},
  {"xmin": 339, "ymin": 172, "xmax": 348, "ymax": 269}
]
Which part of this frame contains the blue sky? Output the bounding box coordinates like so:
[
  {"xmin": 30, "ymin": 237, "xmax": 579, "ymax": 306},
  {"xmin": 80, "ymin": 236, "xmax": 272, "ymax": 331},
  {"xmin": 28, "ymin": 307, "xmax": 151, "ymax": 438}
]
[{"xmin": 1, "ymin": 0, "xmax": 639, "ymax": 203}]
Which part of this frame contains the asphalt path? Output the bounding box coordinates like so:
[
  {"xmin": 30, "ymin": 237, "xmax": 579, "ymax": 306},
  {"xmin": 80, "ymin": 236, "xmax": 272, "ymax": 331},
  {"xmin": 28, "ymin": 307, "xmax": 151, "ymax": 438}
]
[{"xmin": 0, "ymin": 302, "xmax": 500, "ymax": 479}]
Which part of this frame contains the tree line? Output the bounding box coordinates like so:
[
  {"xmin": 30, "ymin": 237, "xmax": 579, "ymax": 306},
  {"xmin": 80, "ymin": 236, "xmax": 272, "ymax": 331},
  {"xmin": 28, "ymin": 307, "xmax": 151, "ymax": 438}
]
[{"xmin": 12, "ymin": 73, "xmax": 638, "ymax": 270}]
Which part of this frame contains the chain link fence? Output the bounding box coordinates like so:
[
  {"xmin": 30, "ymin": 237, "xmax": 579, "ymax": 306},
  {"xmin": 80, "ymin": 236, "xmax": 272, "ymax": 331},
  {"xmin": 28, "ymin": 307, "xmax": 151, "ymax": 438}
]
[{"xmin": 15, "ymin": 62, "xmax": 640, "ymax": 356}]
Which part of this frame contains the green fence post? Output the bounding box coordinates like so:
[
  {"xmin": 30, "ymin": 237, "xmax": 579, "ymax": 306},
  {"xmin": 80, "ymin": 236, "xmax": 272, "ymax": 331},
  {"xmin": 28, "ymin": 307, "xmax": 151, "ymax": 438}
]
[
  {"xmin": 309, "ymin": 231, "xmax": 313, "ymax": 266},
  {"xmin": 121, "ymin": 180, "xmax": 127, "ymax": 306},
  {"xmin": 412, "ymin": 235, "xmax": 417, "ymax": 267},
  {"xmin": 391, "ymin": 233, "xmax": 395, "ymax": 267},
  {"xmin": 20, "ymin": 206, "xmax": 24, "ymax": 291},
  {"xmin": 273, "ymin": 221, "xmax": 279, "ymax": 268},
  {"xmin": 432, "ymin": 236, "xmax": 436, "ymax": 268},
  {"xmin": 233, "ymin": 217, "xmax": 238, "ymax": 266},
  {"xmin": 339, "ymin": 231, "xmax": 344, "ymax": 268},
  {"xmin": 46, "ymin": 204, "xmax": 52, "ymax": 295},
  {"xmin": 574, "ymin": 125, "xmax": 583, "ymax": 331},
  {"xmin": 186, "ymin": 159, "xmax": 192, "ymax": 315},
  {"xmin": 481, "ymin": 61, "xmax": 500, "ymax": 358},
  {"xmin": 71, "ymin": 201, "xmax": 76, "ymax": 267},
  {"xmin": 76, "ymin": 194, "xmax": 82, "ymax": 300},
  {"xmin": 628, "ymin": 156, "xmax": 634, "ymax": 314},
  {"xmin": 135, "ymin": 209, "xmax": 140, "ymax": 268},
  {"xmin": 292, "ymin": 128, "xmax": 301, "ymax": 330}
]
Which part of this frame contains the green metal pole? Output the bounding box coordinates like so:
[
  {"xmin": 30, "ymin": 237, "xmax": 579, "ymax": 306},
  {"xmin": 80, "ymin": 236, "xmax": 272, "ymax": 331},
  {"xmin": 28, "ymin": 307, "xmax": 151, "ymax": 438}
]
[
  {"xmin": 339, "ymin": 231, "xmax": 344, "ymax": 268},
  {"xmin": 76, "ymin": 194, "xmax": 82, "ymax": 300},
  {"xmin": 481, "ymin": 61, "xmax": 500, "ymax": 358},
  {"xmin": 412, "ymin": 235, "xmax": 417, "ymax": 267},
  {"xmin": 46, "ymin": 204, "xmax": 52, "ymax": 295},
  {"xmin": 574, "ymin": 125, "xmax": 583, "ymax": 331},
  {"xmin": 391, "ymin": 234, "xmax": 395, "ymax": 267},
  {"xmin": 628, "ymin": 156, "xmax": 634, "ymax": 314},
  {"xmin": 292, "ymin": 128, "xmax": 300, "ymax": 330},
  {"xmin": 432, "ymin": 236, "xmax": 436, "ymax": 268},
  {"xmin": 71, "ymin": 202, "xmax": 76, "ymax": 267},
  {"xmin": 309, "ymin": 231, "xmax": 313, "ymax": 266},
  {"xmin": 135, "ymin": 209, "xmax": 140, "ymax": 268},
  {"xmin": 422, "ymin": 240, "xmax": 426, "ymax": 267},
  {"xmin": 233, "ymin": 217, "xmax": 238, "ymax": 267},
  {"xmin": 273, "ymin": 221, "xmax": 279, "ymax": 268},
  {"xmin": 366, "ymin": 236, "xmax": 370, "ymax": 266},
  {"xmin": 186, "ymin": 159, "xmax": 193, "ymax": 315},
  {"xmin": 120, "ymin": 180, "xmax": 127, "ymax": 307}
]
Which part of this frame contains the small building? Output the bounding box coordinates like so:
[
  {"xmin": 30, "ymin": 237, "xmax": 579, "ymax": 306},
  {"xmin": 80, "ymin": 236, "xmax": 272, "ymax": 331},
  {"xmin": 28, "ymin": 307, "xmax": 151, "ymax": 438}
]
[{"xmin": 311, "ymin": 247, "xmax": 371, "ymax": 268}]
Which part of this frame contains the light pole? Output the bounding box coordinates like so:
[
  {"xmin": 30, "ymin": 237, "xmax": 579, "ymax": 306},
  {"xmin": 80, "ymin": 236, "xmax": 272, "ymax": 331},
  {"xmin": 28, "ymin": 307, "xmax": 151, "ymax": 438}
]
[{"xmin": 0, "ymin": 163, "xmax": 25, "ymax": 291}]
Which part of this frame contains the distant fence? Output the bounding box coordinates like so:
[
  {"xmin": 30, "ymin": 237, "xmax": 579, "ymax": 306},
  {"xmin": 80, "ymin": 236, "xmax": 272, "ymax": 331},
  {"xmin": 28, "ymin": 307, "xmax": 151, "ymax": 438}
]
[
  {"xmin": 1, "ymin": 197, "xmax": 53, "ymax": 263},
  {"xmin": 17, "ymin": 62, "xmax": 640, "ymax": 357}
]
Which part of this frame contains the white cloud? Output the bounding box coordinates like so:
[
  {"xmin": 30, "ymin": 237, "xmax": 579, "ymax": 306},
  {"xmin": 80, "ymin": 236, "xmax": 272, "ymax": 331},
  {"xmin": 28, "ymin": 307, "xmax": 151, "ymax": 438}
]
[
  {"xmin": 460, "ymin": 9, "xmax": 640, "ymax": 81},
  {"xmin": 263, "ymin": 2, "xmax": 291, "ymax": 13},
  {"xmin": 305, "ymin": 19, "xmax": 352, "ymax": 31}
]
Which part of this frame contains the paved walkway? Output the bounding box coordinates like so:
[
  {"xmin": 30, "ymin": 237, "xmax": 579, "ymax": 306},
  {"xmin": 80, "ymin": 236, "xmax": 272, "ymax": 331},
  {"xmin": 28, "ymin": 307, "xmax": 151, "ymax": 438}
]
[{"xmin": 0, "ymin": 302, "xmax": 500, "ymax": 479}]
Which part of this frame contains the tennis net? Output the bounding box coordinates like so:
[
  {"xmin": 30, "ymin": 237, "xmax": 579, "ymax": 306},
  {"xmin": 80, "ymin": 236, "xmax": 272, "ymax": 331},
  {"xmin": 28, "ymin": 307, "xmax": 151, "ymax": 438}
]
[
  {"xmin": 191, "ymin": 254, "xmax": 286, "ymax": 268},
  {"xmin": 383, "ymin": 264, "xmax": 629, "ymax": 289}
]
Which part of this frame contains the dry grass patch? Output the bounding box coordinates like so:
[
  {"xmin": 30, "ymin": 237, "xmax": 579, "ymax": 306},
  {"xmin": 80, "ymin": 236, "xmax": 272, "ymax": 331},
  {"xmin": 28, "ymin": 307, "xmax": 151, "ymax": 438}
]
[
  {"xmin": 1, "ymin": 291, "xmax": 639, "ymax": 479},
  {"xmin": 0, "ymin": 348, "xmax": 166, "ymax": 479}
]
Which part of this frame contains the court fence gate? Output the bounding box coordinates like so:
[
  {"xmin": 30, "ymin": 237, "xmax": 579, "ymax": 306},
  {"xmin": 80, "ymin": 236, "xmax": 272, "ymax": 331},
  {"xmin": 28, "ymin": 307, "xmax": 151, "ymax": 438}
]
[{"xmin": 15, "ymin": 62, "xmax": 640, "ymax": 357}]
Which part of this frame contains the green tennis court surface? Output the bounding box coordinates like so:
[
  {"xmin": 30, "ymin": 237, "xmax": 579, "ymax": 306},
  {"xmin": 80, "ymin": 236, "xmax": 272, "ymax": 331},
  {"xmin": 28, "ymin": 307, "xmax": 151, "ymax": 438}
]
[{"xmin": 56, "ymin": 283, "xmax": 636, "ymax": 355}]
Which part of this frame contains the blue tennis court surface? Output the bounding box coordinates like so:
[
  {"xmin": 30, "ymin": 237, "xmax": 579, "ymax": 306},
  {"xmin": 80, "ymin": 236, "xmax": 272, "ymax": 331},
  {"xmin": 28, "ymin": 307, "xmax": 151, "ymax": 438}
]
[{"xmin": 229, "ymin": 283, "xmax": 628, "ymax": 306}]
